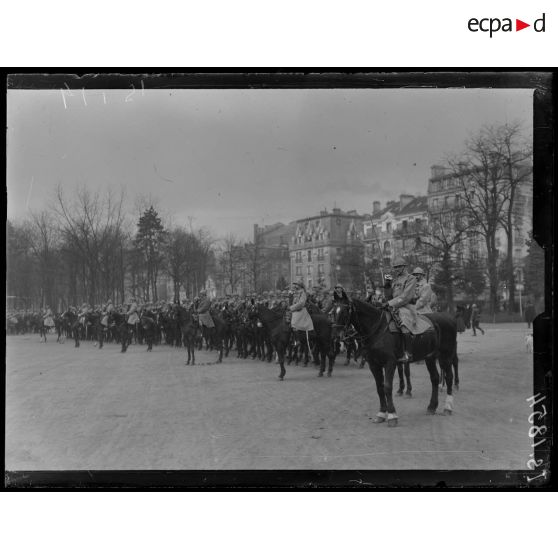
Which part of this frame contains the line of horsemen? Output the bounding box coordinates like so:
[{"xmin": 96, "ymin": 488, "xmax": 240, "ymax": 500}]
[{"xmin": 7, "ymin": 257, "xmax": 438, "ymax": 366}]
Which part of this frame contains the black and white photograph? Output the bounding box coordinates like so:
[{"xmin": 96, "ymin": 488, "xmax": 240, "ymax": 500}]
[{"xmin": 5, "ymin": 73, "xmax": 553, "ymax": 487}]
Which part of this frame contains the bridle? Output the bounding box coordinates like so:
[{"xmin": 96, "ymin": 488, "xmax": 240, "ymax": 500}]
[{"xmin": 333, "ymin": 300, "xmax": 389, "ymax": 347}]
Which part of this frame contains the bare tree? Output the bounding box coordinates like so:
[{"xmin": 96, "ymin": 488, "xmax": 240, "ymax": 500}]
[
  {"xmin": 7, "ymin": 220, "xmax": 37, "ymax": 309},
  {"xmin": 417, "ymin": 213, "xmax": 475, "ymax": 312},
  {"xmin": 218, "ymin": 233, "xmax": 243, "ymax": 295},
  {"xmin": 447, "ymin": 123, "xmax": 530, "ymax": 313},
  {"xmin": 27, "ymin": 211, "xmax": 61, "ymax": 309},
  {"xmin": 53, "ymin": 185, "xmax": 127, "ymax": 305}
]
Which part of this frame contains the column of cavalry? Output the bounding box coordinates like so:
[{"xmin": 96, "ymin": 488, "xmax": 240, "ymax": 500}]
[{"xmin": 10, "ymin": 258, "xmax": 459, "ymax": 426}]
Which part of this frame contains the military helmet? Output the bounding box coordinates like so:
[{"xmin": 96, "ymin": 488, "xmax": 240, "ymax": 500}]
[
  {"xmin": 412, "ymin": 267, "xmax": 425, "ymax": 276},
  {"xmin": 392, "ymin": 256, "xmax": 407, "ymax": 267}
]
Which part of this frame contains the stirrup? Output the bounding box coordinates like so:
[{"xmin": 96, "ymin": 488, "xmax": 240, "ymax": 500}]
[{"xmin": 397, "ymin": 352, "xmax": 412, "ymax": 363}]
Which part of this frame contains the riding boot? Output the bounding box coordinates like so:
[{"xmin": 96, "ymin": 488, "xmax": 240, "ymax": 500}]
[{"xmin": 398, "ymin": 333, "xmax": 413, "ymax": 362}]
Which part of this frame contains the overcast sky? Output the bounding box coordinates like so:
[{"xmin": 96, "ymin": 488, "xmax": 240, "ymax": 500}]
[{"xmin": 7, "ymin": 87, "xmax": 532, "ymax": 240}]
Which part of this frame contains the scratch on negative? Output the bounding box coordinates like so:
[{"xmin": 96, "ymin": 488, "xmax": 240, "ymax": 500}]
[{"xmin": 256, "ymin": 451, "xmax": 492, "ymax": 461}]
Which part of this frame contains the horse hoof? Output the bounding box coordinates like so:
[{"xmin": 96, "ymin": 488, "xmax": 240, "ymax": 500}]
[
  {"xmin": 405, "ymin": 392, "xmax": 412, "ymax": 398},
  {"xmin": 327, "ymin": 372, "xmax": 332, "ymax": 377},
  {"xmin": 278, "ymin": 376, "xmax": 284, "ymax": 381},
  {"xmin": 427, "ymin": 408, "xmax": 437, "ymax": 415},
  {"xmin": 388, "ymin": 419, "xmax": 398, "ymax": 427},
  {"xmin": 443, "ymin": 409, "xmax": 452, "ymax": 416},
  {"xmin": 396, "ymin": 390, "xmax": 403, "ymax": 396},
  {"xmin": 318, "ymin": 372, "xmax": 323, "ymax": 377}
]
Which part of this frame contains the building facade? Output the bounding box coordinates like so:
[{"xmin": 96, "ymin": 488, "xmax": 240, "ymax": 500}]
[
  {"xmin": 363, "ymin": 194, "xmax": 429, "ymax": 284},
  {"xmin": 289, "ymin": 208, "xmax": 367, "ymax": 291}
]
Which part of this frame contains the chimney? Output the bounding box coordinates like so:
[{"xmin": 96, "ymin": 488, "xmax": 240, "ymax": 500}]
[
  {"xmin": 400, "ymin": 194, "xmax": 414, "ymax": 210},
  {"xmin": 373, "ymin": 201, "xmax": 381, "ymax": 214}
]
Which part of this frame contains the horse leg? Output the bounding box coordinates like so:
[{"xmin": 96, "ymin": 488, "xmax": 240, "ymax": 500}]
[
  {"xmin": 404, "ymin": 363, "xmax": 412, "ymax": 397},
  {"xmin": 327, "ymin": 342, "xmax": 335, "ymax": 376},
  {"xmin": 425, "ymin": 357, "xmax": 440, "ymax": 414},
  {"xmin": 396, "ymin": 363, "xmax": 404, "ymax": 395},
  {"xmin": 278, "ymin": 345, "xmax": 286, "ymax": 380},
  {"xmin": 217, "ymin": 337, "xmax": 223, "ymax": 363},
  {"xmin": 369, "ymin": 362, "xmax": 388, "ymax": 423},
  {"xmin": 440, "ymin": 356, "xmax": 454, "ymax": 415},
  {"xmin": 453, "ymin": 353, "xmax": 459, "ymax": 390},
  {"xmin": 344, "ymin": 343, "xmax": 351, "ymax": 365},
  {"xmin": 383, "ymin": 362, "xmax": 398, "ymax": 426}
]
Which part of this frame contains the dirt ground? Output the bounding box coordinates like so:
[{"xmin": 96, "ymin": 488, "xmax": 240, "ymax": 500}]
[{"xmin": 5, "ymin": 322, "xmax": 534, "ymax": 470}]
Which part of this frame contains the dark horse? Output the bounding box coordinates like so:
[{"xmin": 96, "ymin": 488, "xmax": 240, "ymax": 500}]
[
  {"xmin": 61, "ymin": 309, "xmax": 82, "ymax": 348},
  {"xmin": 257, "ymin": 304, "xmax": 335, "ymax": 380},
  {"xmin": 255, "ymin": 304, "xmax": 292, "ymax": 380},
  {"xmin": 108, "ymin": 311, "xmax": 133, "ymax": 352},
  {"xmin": 174, "ymin": 305, "xmax": 198, "ymax": 365},
  {"xmin": 333, "ymin": 298, "xmax": 458, "ymax": 426},
  {"xmin": 139, "ymin": 311, "xmax": 158, "ymax": 352}
]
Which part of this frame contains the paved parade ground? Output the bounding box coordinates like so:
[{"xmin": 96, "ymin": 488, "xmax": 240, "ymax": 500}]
[{"xmin": 6, "ymin": 323, "xmax": 533, "ymax": 471}]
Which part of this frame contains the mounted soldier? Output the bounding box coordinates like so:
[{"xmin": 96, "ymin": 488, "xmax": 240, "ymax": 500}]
[
  {"xmin": 289, "ymin": 281, "xmax": 314, "ymax": 332},
  {"xmin": 383, "ymin": 257, "xmax": 430, "ymax": 362},
  {"xmin": 101, "ymin": 298, "xmax": 113, "ymax": 328},
  {"xmin": 412, "ymin": 267, "xmax": 437, "ymax": 314},
  {"xmin": 195, "ymin": 289, "xmax": 215, "ymax": 329},
  {"xmin": 126, "ymin": 298, "xmax": 140, "ymax": 326}
]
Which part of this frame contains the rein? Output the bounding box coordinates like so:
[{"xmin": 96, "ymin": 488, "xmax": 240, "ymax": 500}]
[{"xmin": 339, "ymin": 301, "xmax": 389, "ymax": 347}]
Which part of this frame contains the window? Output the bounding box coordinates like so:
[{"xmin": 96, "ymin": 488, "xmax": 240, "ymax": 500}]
[
  {"xmin": 318, "ymin": 264, "xmax": 324, "ymax": 274},
  {"xmin": 317, "ymin": 247, "xmax": 324, "ymax": 261},
  {"xmin": 307, "ymin": 278, "xmax": 313, "ymax": 289},
  {"xmin": 307, "ymin": 265, "xmax": 313, "ymax": 276},
  {"xmin": 295, "ymin": 251, "xmax": 302, "ymax": 263},
  {"xmin": 307, "ymin": 250, "xmax": 312, "ymax": 262},
  {"xmin": 295, "ymin": 266, "xmax": 302, "ymax": 276},
  {"xmin": 402, "ymin": 220, "xmax": 408, "ymax": 232},
  {"xmin": 386, "ymin": 222, "xmax": 392, "ymax": 233}
]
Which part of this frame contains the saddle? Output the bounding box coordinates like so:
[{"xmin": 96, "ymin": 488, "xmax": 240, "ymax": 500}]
[{"xmin": 385, "ymin": 308, "xmax": 434, "ymax": 337}]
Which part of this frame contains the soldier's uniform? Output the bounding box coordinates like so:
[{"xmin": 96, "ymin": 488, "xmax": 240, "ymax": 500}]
[
  {"xmin": 43, "ymin": 307, "xmax": 55, "ymax": 328},
  {"xmin": 412, "ymin": 267, "xmax": 437, "ymax": 314},
  {"xmin": 127, "ymin": 300, "xmax": 140, "ymax": 325},
  {"xmin": 195, "ymin": 291, "xmax": 215, "ymax": 328},
  {"xmin": 289, "ymin": 282, "xmax": 314, "ymax": 332},
  {"xmin": 386, "ymin": 258, "xmax": 422, "ymax": 361}
]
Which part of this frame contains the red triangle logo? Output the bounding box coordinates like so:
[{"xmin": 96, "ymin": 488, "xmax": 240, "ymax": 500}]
[{"xmin": 516, "ymin": 19, "xmax": 530, "ymax": 31}]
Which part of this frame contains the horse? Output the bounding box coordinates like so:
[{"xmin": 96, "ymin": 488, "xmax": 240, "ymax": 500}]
[
  {"xmin": 139, "ymin": 311, "xmax": 158, "ymax": 352},
  {"xmin": 61, "ymin": 309, "xmax": 82, "ymax": 348},
  {"xmin": 197, "ymin": 308, "xmax": 227, "ymax": 363},
  {"xmin": 108, "ymin": 311, "xmax": 133, "ymax": 352},
  {"xmin": 84, "ymin": 311, "xmax": 106, "ymax": 348},
  {"xmin": 332, "ymin": 298, "xmax": 458, "ymax": 426},
  {"xmin": 174, "ymin": 305, "xmax": 198, "ymax": 365},
  {"xmin": 255, "ymin": 304, "xmax": 292, "ymax": 380}
]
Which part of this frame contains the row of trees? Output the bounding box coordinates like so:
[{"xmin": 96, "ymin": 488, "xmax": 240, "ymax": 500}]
[{"xmin": 7, "ymin": 187, "xmax": 215, "ymax": 310}]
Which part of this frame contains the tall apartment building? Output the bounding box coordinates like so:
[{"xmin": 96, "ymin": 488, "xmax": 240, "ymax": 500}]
[
  {"xmin": 427, "ymin": 164, "xmax": 533, "ymax": 282},
  {"xmin": 362, "ymin": 194, "xmax": 429, "ymax": 283},
  {"xmin": 253, "ymin": 222, "xmax": 297, "ymax": 292},
  {"xmin": 289, "ymin": 208, "xmax": 367, "ymax": 291}
]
